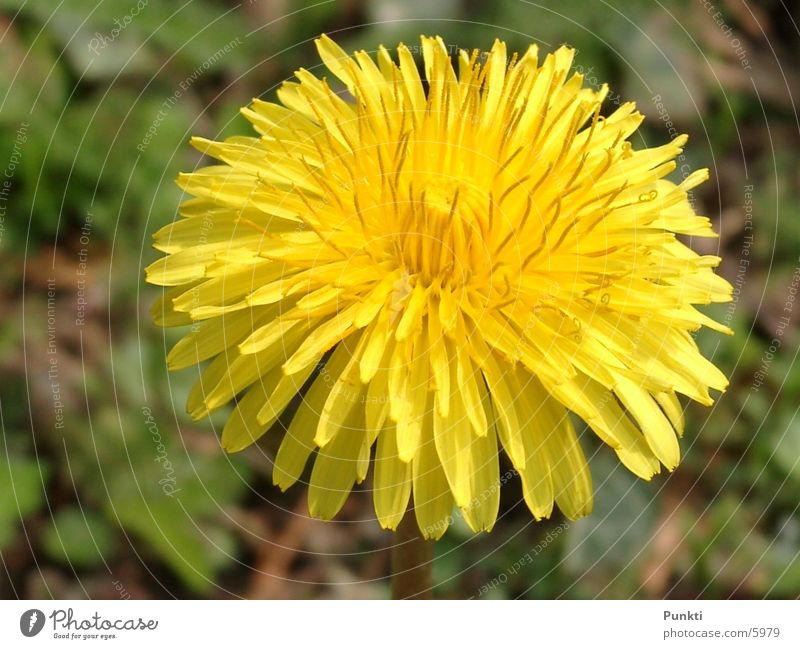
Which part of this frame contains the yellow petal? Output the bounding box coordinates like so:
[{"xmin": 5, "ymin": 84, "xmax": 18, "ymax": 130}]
[
  {"xmin": 221, "ymin": 368, "xmax": 281, "ymax": 452},
  {"xmin": 433, "ymin": 389, "xmax": 473, "ymax": 509},
  {"xmin": 388, "ymin": 338, "xmax": 412, "ymax": 423},
  {"xmin": 272, "ymin": 342, "xmax": 352, "ymax": 490},
  {"xmin": 397, "ymin": 43, "xmax": 426, "ymax": 113},
  {"xmin": 168, "ymin": 308, "xmax": 270, "ymax": 370},
  {"xmin": 477, "ymin": 345, "xmax": 525, "ymax": 470},
  {"xmin": 365, "ymin": 346, "xmax": 392, "ymax": 434},
  {"xmin": 373, "ymin": 423, "xmax": 413, "ymax": 530},
  {"xmin": 395, "ymin": 282, "xmax": 428, "ymax": 341},
  {"xmin": 237, "ymin": 316, "xmax": 302, "ymax": 356},
  {"xmin": 505, "ymin": 370, "xmax": 554, "ymax": 519},
  {"xmin": 308, "ymin": 408, "xmax": 366, "ymax": 520},
  {"xmin": 151, "ymin": 285, "xmax": 195, "ymax": 327},
  {"xmin": 547, "ymin": 374, "xmax": 660, "ymax": 480},
  {"xmin": 455, "ymin": 340, "xmax": 488, "ymax": 438},
  {"xmin": 427, "ymin": 302, "xmax": 451, "ymax": 417},
  {"xmin": 359, "ymin": 307, "xmax": 392, "ymax": 383},
  {"xmin": 524, "ymin": 375, "xmax": 593, "ymax": 519},
  {"xmin": 256, "ymin": 360, "xmax": 319, "ymax": 426},
  {"xmin": 413, "ymin": 411, "xmax": 454, "ymax": 541},
  {"xmin": 315, "ymin": 331, "xmax": 368, "ymax": 447},
  {"xmin": 395, "ymin": 335, "xmax": 429, "ymax": 463},
  {"xmin": 353, "ymin": 271, "xmax": 398, "ymax": 328},
  {"xmin": 459, "ymin": 378, "xmax": 501, "ymax": 532},
  {"xmin": 614, "ymin": 377, "xmax": 681, "ymax": 470},
  {"xmin": 654, "ymin": 391, "xmax": 684, "ymax": 436},
  {"xmin": 283, "ymin": 302, "xmax": 358, "ymax": 374},
  {"xmin": 315, "ymin": 34, "xmax": 356, "ymax": 90}
]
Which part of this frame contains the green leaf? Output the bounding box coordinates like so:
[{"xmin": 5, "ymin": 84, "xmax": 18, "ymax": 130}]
[
  {"xmin": 0, "ymin": 448, "xmax": 49, "ymax": 550},
  {"xmin": 109, "ymin": 492, "xmax": 237, "ymax": 593},
  {"xmin": 0, "ymin": 23, "xmax": 66, "ymax": 125},
  {"xmin": 41, "ymin": 507, "xmax": 116, "ymax": 568},
  {"xmin": 771, "ymin": 409, "xmax": 800, "ymax": 483},
  {"xmin": 87, "ymin": 407, "xmax": 249, "ymax": 592}
]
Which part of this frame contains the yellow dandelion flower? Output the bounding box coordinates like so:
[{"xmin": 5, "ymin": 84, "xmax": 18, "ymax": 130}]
[{"xmin": 146, "ymin": 35, "xmax": 732, "ymax": 540}]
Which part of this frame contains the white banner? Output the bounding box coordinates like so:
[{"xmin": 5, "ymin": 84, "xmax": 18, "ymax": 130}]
[{"xmin": 0, "ymin": 600, "xmax": 797, "ymax": 647}]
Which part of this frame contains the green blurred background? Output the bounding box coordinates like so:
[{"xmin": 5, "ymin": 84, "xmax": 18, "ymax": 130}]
[{"xmin": 1, "ymin": 0, "xmax": 798, "ymax": 599}]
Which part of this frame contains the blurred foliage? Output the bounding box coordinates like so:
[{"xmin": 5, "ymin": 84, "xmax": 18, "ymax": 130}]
[{"xmin": 1, "ymin": 0, "xmax": 798, "ymax": 598}]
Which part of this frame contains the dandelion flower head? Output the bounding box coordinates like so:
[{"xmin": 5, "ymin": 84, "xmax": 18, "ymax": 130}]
[{"xmin": 146, "ymin": 35, "xmax": 732, "ymax": 539}]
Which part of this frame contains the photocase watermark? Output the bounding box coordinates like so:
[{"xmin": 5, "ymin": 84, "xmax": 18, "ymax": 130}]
[
  {"xmin": 88, "ymin": 0, "xmax": 149, "ymax": 56},
  {"xmin": 314, "ymin": 348, "xmax": 392, "ymax": 407},
  {"xmin": 75, "ymin": 210, "xmax": 93, "ymax": 327},
  {"xmin": 47, "ymin": 278, "xmax": 65, "ymax": 431},
  {"xmin": 45, "ymin": 608, "xmax": 157, "ymax": 640},
  {"xmin": 188, "ymin": 211, "xmax": 215, "ymax": 333},
  {"xmin": 20, "ymin": 609, "xmax": 45, "ymax": 637},
  {"xmin": 21, "ymin": 606, "xmax": 157, "ymax": 639},
  {"xmin": 474, "ymin": 522, "xmax": 570, "ymax": 597},
  {"xmin": 0, "ymin": 121, "xmax": 29, "ymax": 247},
  {"xmin": 141, "ymin": 406, "xmax": 181, "ymax": 496},
  {"xmin": 574, "ymin": 64, "xmax": 624, "ymax": 106},
  {"xmin": 697, "ymin": 0, "xmax": 752, "ymax": 71},
  {"xmin": 111, "ymin": 578, "xmax": 131, "ymax": 600},
  {"xmin": 420, "ymin": 468, "xmax": 519, "ymax": 538},
  {"xmin": 752, "ymin": 258, "xmax": 800, "ymax": 392},
  {"xmin": 399, "ymin": 41, "xmax": 474, "ymax": 57},
  {"xmin": 723, "ymin": 185, "xmax": 754, "ymax": 327},
  {"xmin": 651, "ymin": 94, "xmax": 696, "ymax": 206},
  {"xmin": 317, "ymin": 358, "xmax": 356, "ymax": 402},
  {"xmin": 137, "ymin": 36, "xmax": 242, "ymax": 153}
]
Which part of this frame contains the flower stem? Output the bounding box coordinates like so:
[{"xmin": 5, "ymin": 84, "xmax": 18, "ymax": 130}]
[{"xmin": 391, "ymin": 510, "xmax": 434, "ymax": 599}]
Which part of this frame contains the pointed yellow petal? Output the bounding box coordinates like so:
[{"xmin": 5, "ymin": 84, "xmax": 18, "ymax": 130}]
[
  {"xmin": 397, "ymin": 43, "xmax": 426, "ymax": 113},
  {"xmin": 308, "ymin": 409, "xmax": 366, "ymax": 520},
  {"xmin": 256, "ymin": 359, "xmax": 318, "ymax": 426},
  {"xmin": 238, "ymin": 317, "xmax": 301, "ymax": 356},
  {"xmin": 388, "ymin": 339, "xmax": 412, "ymax": 423},
  {"xmin": 395, "ymin": 282, "xmax": 428, "ymax": 341},
  {"xmin": 273, "ymin": 342, "xmax": 352, "ymax": 490},
  {"xmin": 505, "ymin": 370, "xmax": 554, "ymax": 519},
  {"xmin": 524, "ymin": 375, "xmax": 593, "ymax": 519},
  {"xmin": 395, "ymin": 333, "xmax": 429, "ymax": 463},
  {"xmin": 614, "ymin": 377, "xmax": 681, "ymax": 470},
  {"xmin": 168, "ymin": 309, "xmax": 267, "ymax": 370},
  {"xmin": 315, "ymin": 34, "xmax": 356, "ymax": 90},
  {"xmin": 315, "ymin": 331, "xmax": 368, "ymax": 447},
  {"xmin": 460, "ymin": 379, "xmax": 501, "ymax": 533},
  {"xmin": 427, "ymin": 303, "xmax": 451, "ymax": 417},
  {"xmin": 359, "ymin": 307, "xmax": 392, "ymax": 383},
  {"xmin": 413, "ymin": 410, "xmax": 454, "ymax": 540},
  {"xmin": 374, "ymin": 423, "xmax": 413, "ymax": 530},
  {"xmin": 438, "ymin": 286, "xmax": 459, "ymax": 333},
  {"xmin": 365, "ymin": 346, "xmax": 392, "ymax": 434},
  {"xmin": 455, "ymin": 341, "xmax": 488, "ymax": 438},
  {"xmin": 221, "ymin": 368, "xmax": 281, "ymax": 452},
  {"xmin": 654, "ymin": 391, "xmax": 684, "ymax": 436},
  {"xmin": 547, "ymin": 374, "xmax": 660, "ymax": 480},
  {"xmin": 151, "ymin": 285, "xmax": 196, "ymax": 327},
  {"xmin": 481, "ymin": 39, "xmax": 507, "ymax": 121},
  {"xmin": 433, "ymin": 389, "xmax": 473, "ymax": 509},
  {"xmin": 478, "ymin": 345, "xmax": 525, "ymax": 470},
  {"xmin": 283, "ymin": 302, "xmax": 358, "ymax": 374},
  {"xmin": 354, "ymin": 272, "xmax": 397, "ymax": 328}
]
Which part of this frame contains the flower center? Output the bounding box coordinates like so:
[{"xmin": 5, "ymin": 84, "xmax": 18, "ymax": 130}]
[
  {"xmin": 424, "ymin": 177, "xmax": 465, "ymax": 214},
  {"xmin": 391, "ymin": 177, "xmax": 489, "ymax": 288}
]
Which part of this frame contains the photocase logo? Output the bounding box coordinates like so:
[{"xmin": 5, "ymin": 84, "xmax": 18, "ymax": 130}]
[{"xmin": 20, "ymin": 609, "xmax": 45, "ymax": 637}]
